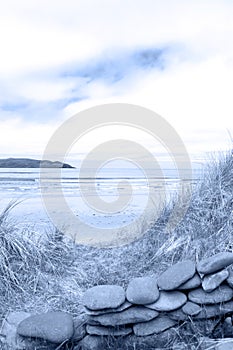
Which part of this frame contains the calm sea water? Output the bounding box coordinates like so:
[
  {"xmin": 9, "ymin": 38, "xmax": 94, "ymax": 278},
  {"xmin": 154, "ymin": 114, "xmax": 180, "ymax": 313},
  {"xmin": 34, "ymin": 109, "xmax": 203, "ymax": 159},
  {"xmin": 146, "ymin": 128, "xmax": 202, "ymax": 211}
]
[{"xmin": 0, "ymin": 167, "xmax": 203, "ymax": 236}]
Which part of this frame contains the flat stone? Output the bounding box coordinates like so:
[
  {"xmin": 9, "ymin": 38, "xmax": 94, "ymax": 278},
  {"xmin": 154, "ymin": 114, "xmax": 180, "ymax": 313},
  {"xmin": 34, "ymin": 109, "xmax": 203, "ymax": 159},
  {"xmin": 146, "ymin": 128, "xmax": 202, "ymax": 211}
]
[
  {"xmin": 168, "ymin": 309, "xmax": 188, "ymax": 321},
  {"xmin": 178, "ymin": 274, "xmax": 201, "ymax": 290},
  {"xmin": 188, "ymin": 285, "xmax": 233, "ymax": 305},
  {"xmin": 86, "ymin": 324, "xmax": 132, "ymax": 336},
  {"xmin": 84, "ymin": 301, "xmax": 132, "ymax": 315},
  {"xmin": 202, "ymin": 270, "xmax": 229, "ymax": 292},
  {"xmin": 87, "ymin": 306, "xmax": 159, "ymax": 326},
  {"xmin": 193, "ymin": 301, "xmax": 233, "ymax": 319},
  {"xmin": 197, "ymin": 252, "xmax": 233, "ymax": 275},
  {"xmin": 145, "ymin": 291, "xmax": 187, "ymax": 311},
  {"xmin": 157, "ymin": 260, "xmax": 196, "ymax": 290},
  {"xmin": 227, "ymin": 269, "xmax": 233, "ymax": 288},
  {"xmin": 17, "ymin": 311, "xmax": 74, "ymax": 344},
  {"xmin": 133, "ymin": 315, "xmax": 177, "ymax": 336},
  {"xmin": 182, "ymin": 302, "xmax": 202, "ymax": 316},
  {"xmin": 82, "ymin": 285, "xmax": 125, "ymax": 310},
  {"xmin": 77, "ymin": 335, "xmax": 104, "ymax": 350},
  {"xmin": 126, "ymin": 276, "xmax": 159, "ymax": 305}
]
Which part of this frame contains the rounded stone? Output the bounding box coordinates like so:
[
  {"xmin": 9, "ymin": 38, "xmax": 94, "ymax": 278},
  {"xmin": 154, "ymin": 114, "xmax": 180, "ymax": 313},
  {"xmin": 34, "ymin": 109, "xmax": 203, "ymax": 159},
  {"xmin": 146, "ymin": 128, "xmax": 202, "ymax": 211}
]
[
  {"xmin": 126, "ymin": 276, "xmax": 159, "ymax": 305},
  {"xmin": 178, "ymin": 274, "xmax": 201, "ymax": 290},
  {"xmin": 182, "ymin": 301, "xmax": 202, "ymax": 316},
  {"xmin": 188, "ymin": 285, "xmax": 233, "ymax": 305},
  {"xmin": 82, "ymin": 285, "xmax": 125, "ymax": 310},
  {"xmin": 145, "ymin": 291, "xmax": 187, "ymax": 312},
  {"xmin": 17, "ymin": 312, "xmax": 74, "ymax": 344},
  {"xmin": 197, "ymin": 252, "xmax": 233, "ymax": 275},
  {"xmin": 202, "ymin": 269, "xmax": 229, "ymax": 292},
  {"xmin": 133, "ymin": 315, "xmax": 177, "ymax": 336},
  {"xmin": 157, "ymin": 260, "xmax": 196, "ymax": 290}
]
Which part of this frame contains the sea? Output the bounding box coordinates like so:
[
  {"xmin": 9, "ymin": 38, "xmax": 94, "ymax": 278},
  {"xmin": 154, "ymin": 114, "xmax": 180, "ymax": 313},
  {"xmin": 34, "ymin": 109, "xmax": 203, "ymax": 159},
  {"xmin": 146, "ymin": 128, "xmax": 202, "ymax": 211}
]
[{"xmin": 0, "ymin": 165, "xmax": 204, "ymax": 244}]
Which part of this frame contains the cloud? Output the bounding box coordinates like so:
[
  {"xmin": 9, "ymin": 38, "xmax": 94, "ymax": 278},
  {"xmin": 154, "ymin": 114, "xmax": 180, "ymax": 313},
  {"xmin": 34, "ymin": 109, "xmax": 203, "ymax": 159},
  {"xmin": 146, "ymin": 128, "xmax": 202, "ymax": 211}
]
[{"xmin": 0, "ymin": 0, "xmax": 233, "ymax": 157}]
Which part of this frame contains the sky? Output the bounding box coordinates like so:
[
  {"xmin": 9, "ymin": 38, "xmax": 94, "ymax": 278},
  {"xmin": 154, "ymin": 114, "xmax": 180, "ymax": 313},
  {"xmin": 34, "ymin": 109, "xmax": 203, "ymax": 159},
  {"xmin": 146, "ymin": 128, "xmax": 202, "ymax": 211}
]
[{"xmin": 0, "ymin": 0, "xmax": 233, "ymax": 163}]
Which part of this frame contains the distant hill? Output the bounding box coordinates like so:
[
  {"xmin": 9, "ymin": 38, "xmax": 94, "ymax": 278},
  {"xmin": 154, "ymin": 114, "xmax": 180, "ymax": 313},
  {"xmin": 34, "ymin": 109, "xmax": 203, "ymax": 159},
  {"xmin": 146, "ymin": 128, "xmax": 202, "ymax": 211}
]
[{"xmin": 0, "ymin": 158, "xmax": 75, "ymax": 168}]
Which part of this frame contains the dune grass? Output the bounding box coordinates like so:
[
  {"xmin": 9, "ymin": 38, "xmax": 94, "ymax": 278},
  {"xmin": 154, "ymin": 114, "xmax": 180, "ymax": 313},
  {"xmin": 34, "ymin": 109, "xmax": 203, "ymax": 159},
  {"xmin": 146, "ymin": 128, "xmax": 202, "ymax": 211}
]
[{"xmin": 0, "ymin": 150, "xmax": 233, "ymax": 348}]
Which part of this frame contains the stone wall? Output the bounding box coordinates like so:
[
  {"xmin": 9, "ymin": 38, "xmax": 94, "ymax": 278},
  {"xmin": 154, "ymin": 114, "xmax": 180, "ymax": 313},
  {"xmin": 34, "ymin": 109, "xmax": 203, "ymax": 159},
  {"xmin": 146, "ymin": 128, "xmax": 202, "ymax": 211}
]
[{"xmin": 2, "ymin": 252, "xmax": 233, "ymax": 349}]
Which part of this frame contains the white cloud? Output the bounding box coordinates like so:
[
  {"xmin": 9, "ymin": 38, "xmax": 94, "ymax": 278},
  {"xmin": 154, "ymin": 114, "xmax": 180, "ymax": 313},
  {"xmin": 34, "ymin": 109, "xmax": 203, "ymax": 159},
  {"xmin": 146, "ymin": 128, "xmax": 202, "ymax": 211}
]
[{"xmin": 0, "ymin": 0, "xmax": 233, "ymax": 157}]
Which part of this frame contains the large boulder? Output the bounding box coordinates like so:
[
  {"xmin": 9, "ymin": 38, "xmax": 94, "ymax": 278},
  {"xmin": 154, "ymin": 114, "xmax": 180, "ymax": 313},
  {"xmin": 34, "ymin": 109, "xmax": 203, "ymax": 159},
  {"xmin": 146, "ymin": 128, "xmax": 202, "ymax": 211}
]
[
  {"xmin": 17, "ymin": 312, "xmax": 74, "ymax": 344},
  {"xmin": 197, "ymin": 252, "xmax": 233, "ymax": 275},
  {"xmin": 82, "ymin": 285, "xmax": 125, "ymax": 310},
  {"xmin": 157, "ymin": 260, "xmax": 196, "ymax": 290},
  {"xmin": 126, "ymin": 276, "xmax": 159, "ymax": 305}
]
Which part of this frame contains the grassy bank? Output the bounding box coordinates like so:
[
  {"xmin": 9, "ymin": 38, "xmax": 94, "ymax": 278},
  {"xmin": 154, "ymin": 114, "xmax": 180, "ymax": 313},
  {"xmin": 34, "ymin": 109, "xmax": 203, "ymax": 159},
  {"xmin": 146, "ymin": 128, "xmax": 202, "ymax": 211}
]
[{"xmin": 0, "ymin": 150, "xmax": 232, "ymax": 348}]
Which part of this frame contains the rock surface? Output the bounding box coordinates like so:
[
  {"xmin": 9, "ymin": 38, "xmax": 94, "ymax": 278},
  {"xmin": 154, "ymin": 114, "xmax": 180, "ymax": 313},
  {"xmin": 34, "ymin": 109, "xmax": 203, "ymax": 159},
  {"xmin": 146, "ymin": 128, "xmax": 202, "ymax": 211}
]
[
  {"xmin": 87, "ymin": 306, "xmax": 158, "ymax": 326},
  {"xmin": 86, "ymin": 324, "xmax": 132, "ymax": 336},
  {"xmin": 182, "ymin": 301, "xmax": 202, "ymax": 316},
  {"xmin": 133, "ymin": 315, "xmax": 177, "ymax": 336},
  {"xmin": 197, "ymin": 252, "xmax": 233, "ymax": 275},
  {"xmin": 178, "ymin": 274, "xmax": 201, "ymax": 290},
  {"xmin": 146, "ymin": 291, "xmax": 187, "ymax": 311},
  {"xmin": 126, "ymin": 276, "xmax": 159, "ymax": 305},
  {"xmin": 84, "ymin": 301, "xmax": 132, "ymax": 315},
  {"xmin": 157, "ymin": 260, "xmax": 196, "ymax": 290},
  {"xmin": 202, "ymin": 270, "xmax": 229, "ymax": 292},
  {"xmin": 188, "ymin": 285, "xmax": 233, "ymax": 305},
  {"xmin": 17, "ymin": 311, "xmax": 74, "ymax": 344},
  {"xmin": 83, "ymin": 285, "xmax": 125, "ymax": 310}
]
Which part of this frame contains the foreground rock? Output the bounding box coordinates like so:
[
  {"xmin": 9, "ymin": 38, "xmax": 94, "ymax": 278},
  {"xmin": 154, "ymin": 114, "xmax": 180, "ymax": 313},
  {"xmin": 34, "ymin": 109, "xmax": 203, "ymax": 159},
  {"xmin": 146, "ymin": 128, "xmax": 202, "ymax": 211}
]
[
  {"xmin": 17, "ymin": 312, "xmax": 74, "ymax": 343},
  {"xmin": 126, "ymin": 276, "xmax": 159, "ymax": 304},
  {"xmin": 146, "ymin": 291, "xmax": 187, "ymax": 311},
  {"xmin": 133, "ymin": 315, "xmax": 177, "ymax": 336},
  {"xmin": 87, "ymin": 306, "xmax": 158, "ymax": 326},
  {"xmin": 202, "ymin": 270, "xmax": 229, "ymax": 292},
  {"xmin": 197, "ymin": 252, "xmax": 233, "ymax": 275},
  {"xmin": 83, "ymin": 285, "xmax": 125, "ymax": 310},
  {"xmin": 157, "ymin": 260, "xmax": 196, "ymax": 290},
  {"xmin": 188, "ymin": 285, "xmax": 233, "ymax": 304}
]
